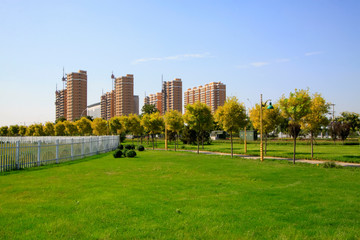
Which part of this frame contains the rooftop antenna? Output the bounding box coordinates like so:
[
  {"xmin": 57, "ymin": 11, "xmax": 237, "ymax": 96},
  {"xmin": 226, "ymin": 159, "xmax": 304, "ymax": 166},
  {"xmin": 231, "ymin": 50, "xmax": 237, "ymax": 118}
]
[
  {"xmin": 62, "ymin": 67, "xmax": 67, "ymax": 91},
  {"xmin": 111, "ymin": 71, "xmax": 115, "ymax": 92}
]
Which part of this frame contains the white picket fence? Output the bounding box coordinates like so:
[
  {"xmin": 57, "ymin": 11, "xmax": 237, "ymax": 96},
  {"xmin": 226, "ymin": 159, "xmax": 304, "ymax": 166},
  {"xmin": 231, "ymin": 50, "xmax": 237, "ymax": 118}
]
[{"xmin": 0, "ymin": 136, "xmax": 119, "ymax": 172}]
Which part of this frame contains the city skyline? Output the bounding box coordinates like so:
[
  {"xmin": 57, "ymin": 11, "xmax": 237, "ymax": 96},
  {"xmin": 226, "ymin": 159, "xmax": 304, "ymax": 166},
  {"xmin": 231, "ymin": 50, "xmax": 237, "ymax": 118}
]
[{"xmin": 1, "ymin": 1, "xmax": 360, "ymax": 125}]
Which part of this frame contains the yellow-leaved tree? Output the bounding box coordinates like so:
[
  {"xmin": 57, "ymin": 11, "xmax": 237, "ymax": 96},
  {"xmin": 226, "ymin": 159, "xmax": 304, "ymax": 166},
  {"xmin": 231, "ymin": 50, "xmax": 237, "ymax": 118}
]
[
  {"xmin": 44, "ymin": 122, "xmax": 55, "ymax": 136},
  {"xmin": 301, "ymin": 93, "xmax": 330, "ymax": 159},
  {"xmin": 141, "ymin": 112, "xmax": 164, "ymax": 150},
  {"xmin": 279, "ymin": 89, "xmax": 312, "ymax": 163},
  {"xmin": 92, "ymin": 118, "xmax": 108, "ymax": 136},
  {"xmin": 249, "ymin": 103, "xmax": 282, "ymax": 155},
  {"xmin": 215, "ymin": 97, "xmax": 247, "ymax": 158},
  {"xmin": 164, "ymin": 110, "xmax": 184, "ymax": 151},
  {"xmin": 64, "ymin": 121, "xmax": 78, "ymax": 136},
  {"xmin": 183, "ymin": 102, "xmax": 213, "ymax": 154},
  {"xmin": 75, "ymin": 117, "xmax": 93, "ymax": 136}
]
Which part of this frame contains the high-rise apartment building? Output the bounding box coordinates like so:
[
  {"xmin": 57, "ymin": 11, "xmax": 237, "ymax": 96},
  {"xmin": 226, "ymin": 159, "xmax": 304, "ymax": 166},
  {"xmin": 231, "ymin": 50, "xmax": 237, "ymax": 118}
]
[
  {"xmin": 115, "ymin": 74, "xmax": 134, "ymax": 116},
  {"xmin": 100, "ymin": 90, "xmax": 115, "ymax": 120},
  {"xmin": 184, "ymin": 82, "xmax": 226, "ymax": 113},
  {"xmin": 162, "ymin": 78, "xmax": 182, "ymax": 113},
  {"xmin": 66, "ymin": 70, "xmax": 88, "ymax": 121},
  {"xmin": 55, "ymin": 89, "xmax": 67, "ymax": 119},
  {"xmin": 133, "ymin": 95, "xmax": 139, "ymax": 115},
  {"xmin": 144, "ymin": 92, "xmax": 163, "ymax": 114}
]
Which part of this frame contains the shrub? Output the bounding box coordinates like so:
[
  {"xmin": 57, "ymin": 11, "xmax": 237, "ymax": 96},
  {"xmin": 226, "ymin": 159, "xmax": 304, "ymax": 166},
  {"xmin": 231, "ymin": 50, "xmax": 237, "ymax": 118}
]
[
  {"xmin": 126, "ymin": 150, "xmax": 137, "ymax": 158},
  {"xmin": 130, "ymin": 144, "xmax": 136, "ymax": 150},
  {"xmin": 123, "ymin": 149, "xmax": 129, "ymax": 157},
  {"xmin": 124, "ymin": 144, "xmax": 132, "ymax": 150},
  {"xmin": 137, "ymin": 145, "xmax": 145, "ymax": 151},
  {"xmin": 113, "ymin": 149, "xmax": 123, "ymax": 158},
  {"xmin": 323, "ymin": 161, "xmax": 337, "ymax": 168},
  {"xmin": 118, "ymin": 144, "xmax": 123, "ymax": 150}
]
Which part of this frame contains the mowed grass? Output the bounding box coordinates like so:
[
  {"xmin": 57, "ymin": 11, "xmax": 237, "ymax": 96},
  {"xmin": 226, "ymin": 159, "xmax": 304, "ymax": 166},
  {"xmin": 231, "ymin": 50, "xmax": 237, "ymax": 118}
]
[
  {"xmin": 140, "ymin": 138, "xmax": 360, "ymax": 163},
  {"xmin": 0, "ymin": 150, "xmax": 360, "ymax": 239}
]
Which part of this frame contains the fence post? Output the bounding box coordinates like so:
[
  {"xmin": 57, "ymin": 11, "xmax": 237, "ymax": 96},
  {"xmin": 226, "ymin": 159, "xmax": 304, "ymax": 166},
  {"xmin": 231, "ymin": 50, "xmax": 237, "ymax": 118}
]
[
  {"xmin": 71, "ymin": 138, "xmax": 74, "ymax": 160},
  {"xmin": 81, "ymin": 138, "xmax": 85, "ymax": 158},
  {"xmin": 15, "ymin": 141, "xmax": 20, "ymax": 170},
  {"xmin": 37, "ymin": 141, "xmax": 41, "ymax": 167},
  {"xmin": 56, "ymin": 139, "xmax": 59, "ymax": 164}
]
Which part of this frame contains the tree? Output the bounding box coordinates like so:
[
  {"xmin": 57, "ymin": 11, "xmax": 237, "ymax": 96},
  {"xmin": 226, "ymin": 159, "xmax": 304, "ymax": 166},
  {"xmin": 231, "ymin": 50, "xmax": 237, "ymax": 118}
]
[
  {"xmin": 19, "ymin": 126, "xmax": 27, "ymax": 136},
  {"xmin": 92, "ymin": 118, "xmax": 108, "ymax": 136},
  {"xmin": 141, "ymin": 103, "xmax": 159, "ymax": 116},
  {"xmin": 301, "ymin": 93, "xmax": 330, "ymax": 159},
  {"xmin": 55, "ymin": 122, "xmax": 66, "ymax": 136},
  {"xmin": 26, "ymin": 124, "xmax": 36, "ymax": 136},
  {"xmin": 109, "ymin": 117, "xmax": 123, "ymax": 135},
  {"xmin": 64, "ymin": 121, "xmax": 78, "ymax": 136},
  {"xmin": 55, "ymin": 116, "xmax": 66, "ymax": 124},
  {"xmin": 215, "ymin": 97, "xmax": 247, "ymax": 158},
  {"xmin": 164, "ymin": 110, "xmax": 184, "ymax": 151},
  {"xmin": 33, "ymin": 124, "xmax": 45, "ymax": 136},
  {"xmin": 183, "ymin": 102, "xmax": 214, "ymax": 154},
  {"xmin": 337, "ymin": 112, "xmax": 360, "ymax": 134},
  {"xmin": 249, "ymin": 103, "xmax": 282, "ymax": 155},
  {"xmin": 279, "ymin": 89, "xmax": 311, "ymax": 163},
  {"xmin": 128, "ymin": 114, "xmax": 143, "ymax": 144},
  {"xmin": 329, "ymin": 119, "xmax": 351, "ymax": 144},
  {"xmin": 0, "ymin": 126, "xmax": 8, "ymax": 136},
  {"xmin": 141, "ymin": 112, "xmax": 164, "ymax": 149},
  {"xmin": 44, "ymin": 122, "xmax": 55, "ymax": 136},
  {"xmin": 8, "ymin": 125, "xmax": 20, "ymax": 136},
  {"xmin": 76, "ymin": 117, "xmax": 93, "ymax": 136}
]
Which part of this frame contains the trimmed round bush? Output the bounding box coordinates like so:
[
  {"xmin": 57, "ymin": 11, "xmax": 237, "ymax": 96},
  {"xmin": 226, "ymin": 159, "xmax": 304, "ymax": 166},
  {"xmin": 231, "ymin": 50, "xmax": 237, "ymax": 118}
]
[
  {"xmin": 137, "ymin": 145, "xmax": 145, "ymax": 151},
  {"xmin": 118, "ymin": 144, "xmax": 123, "ymax": 150},
  {"xmin": 123, "ymin": 149, "xmax": 129, "ymax": 157},
  {"xmin": 130, "ymin": 144, "xmax": 136, "ymax": 150},
  {"xmin": 124, "ymin": 144, "xmax": 132, "ymax": 150},
  {"xmin": 126, "ymin": 150, "xmax": 137, "ymax": 158},
  {"xmin": 113, "ymin": 149, "xmax": 123, "ymax": 158}
]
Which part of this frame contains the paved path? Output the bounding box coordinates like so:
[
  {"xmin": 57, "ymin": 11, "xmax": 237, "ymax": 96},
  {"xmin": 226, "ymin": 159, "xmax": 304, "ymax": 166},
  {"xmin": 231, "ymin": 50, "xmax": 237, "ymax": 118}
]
[{"xmin": 151, "ymin": 148, "xmax": 360, "ymax": 167}]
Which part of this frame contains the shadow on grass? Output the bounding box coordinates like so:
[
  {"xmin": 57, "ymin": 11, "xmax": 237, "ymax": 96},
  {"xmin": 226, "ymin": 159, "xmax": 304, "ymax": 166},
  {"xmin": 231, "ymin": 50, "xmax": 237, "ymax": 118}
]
[{"xmin": 0, "ymin": 151, "xmax": 114, "ymax": 176}]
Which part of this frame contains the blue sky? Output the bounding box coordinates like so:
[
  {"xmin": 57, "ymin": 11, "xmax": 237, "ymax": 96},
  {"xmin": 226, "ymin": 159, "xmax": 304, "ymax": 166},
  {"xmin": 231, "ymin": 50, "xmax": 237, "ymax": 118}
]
[{"xmin": 0, "ymin": 0, "xmax": 359, "ymax": 125}]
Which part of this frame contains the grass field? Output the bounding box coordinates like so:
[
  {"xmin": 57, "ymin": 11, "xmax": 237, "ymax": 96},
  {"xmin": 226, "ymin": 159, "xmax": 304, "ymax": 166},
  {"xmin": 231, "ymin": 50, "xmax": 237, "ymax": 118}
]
[
  {"xmin": 1, "ymin": 150, "xmax": 359, "ymax": 239},
  {"xmin": 137, "ymin": 138, "xmax": 360, "ymax": 163}
]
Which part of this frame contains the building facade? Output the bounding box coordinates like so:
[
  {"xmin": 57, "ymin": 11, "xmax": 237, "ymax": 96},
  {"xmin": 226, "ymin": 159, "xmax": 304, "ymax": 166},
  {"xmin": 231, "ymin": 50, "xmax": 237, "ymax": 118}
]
[
  {"xmin": 66, "ymin": 70, "xmax": 88, "ymax": 121},
  {"xmin": 133, "ymin": 95, "xmax": 139, "ymax": 115},
  {"xmin": 184, "ymin": 82, "xmax": 226, "ymax": 113},
  {"xmin": 144, "ymin": 92, "xmax": 163, "ymax": 114},
  {"xmin": 87, "ymin": 102, "xmax": 101, "ymax": 119},
  {"xmin": 114, "ymin": 74, "xmax": 134, "ymax": 116},
  {"xmin": 100, "ymin": 90, "xmax": 115, "ymax": 120},
  {"xmin": 162, "ymin": 78, "xmax": 182, "ymax": 113},
  {"xmin": 55, "ymin": 89, "xmax": 67, "ymax": 120}
]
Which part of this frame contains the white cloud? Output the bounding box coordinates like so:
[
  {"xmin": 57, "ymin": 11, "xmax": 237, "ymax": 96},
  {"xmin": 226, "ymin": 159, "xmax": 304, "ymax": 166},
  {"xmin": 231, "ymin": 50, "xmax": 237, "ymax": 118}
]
[
  {"xmin": 133, "ymin": 52, "xmax": 210, "ymax": 64},
  {"xmin": 250, "ymin": 62, "xmax": 270, "ymax": 67},
  {"xmin": 305, "ymin": 51, "xmax": 322, "ymax": 56}
]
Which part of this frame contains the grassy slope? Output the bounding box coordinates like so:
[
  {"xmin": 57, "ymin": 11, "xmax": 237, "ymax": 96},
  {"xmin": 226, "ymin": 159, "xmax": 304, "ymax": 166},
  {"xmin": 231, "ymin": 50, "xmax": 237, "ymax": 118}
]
[
  {"xmin": 0, "ymin": 151, "xmax": 359, "ymax": 239},
  {"xmin": 139, "ymin": 138, "xmax": 360, "ymax": 163}
]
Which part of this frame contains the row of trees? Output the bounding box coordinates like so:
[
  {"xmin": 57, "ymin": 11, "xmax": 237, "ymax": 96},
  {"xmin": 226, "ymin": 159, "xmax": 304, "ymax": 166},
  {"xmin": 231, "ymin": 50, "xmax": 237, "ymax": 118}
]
[{"xmin": 1, "ymin": 89, "xmax": 359, "ymax": 163}]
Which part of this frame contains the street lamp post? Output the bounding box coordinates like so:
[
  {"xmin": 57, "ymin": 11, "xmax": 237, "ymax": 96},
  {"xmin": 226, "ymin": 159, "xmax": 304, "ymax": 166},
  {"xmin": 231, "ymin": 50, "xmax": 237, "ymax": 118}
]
[{"xmin": 260, "ymin": 94, "xmax": 274, "ymax": 162}]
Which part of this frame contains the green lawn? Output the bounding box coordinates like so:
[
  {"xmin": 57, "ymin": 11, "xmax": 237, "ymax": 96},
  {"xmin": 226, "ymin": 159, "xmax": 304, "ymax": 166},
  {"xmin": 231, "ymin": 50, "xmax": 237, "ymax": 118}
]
[
  {"xmin": 138, "ymin": 138, "xmax": 360, "ymax": 163},
  {"xmin": 1, "ymin": 150, "xmax": 359, "ymax": 239}
]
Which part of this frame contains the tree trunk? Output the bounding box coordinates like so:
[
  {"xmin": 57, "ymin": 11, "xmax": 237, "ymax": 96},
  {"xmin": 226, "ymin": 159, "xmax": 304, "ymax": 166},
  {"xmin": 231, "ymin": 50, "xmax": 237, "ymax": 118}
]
[
  {"xmin": 293, "ymin": 137, "xmax": 296, "ymax": 164},
  {"xmin": 311, "ymin": 132, "xmax": 314, "ymax": 159},
  {"xmin": 197, "ymin": 134, "xmax": 200, "ymax": 154},
  {"xmin": 156, "ymin": 136, "xmax": 157, "ymax": 148},
  {"xmin": 175, "ymin": 133, "xmax": 177, "ymax": 152},
  {"xmin": 230, "ymin": 132, "xmax": 233, "ymax": 158},
  {"xmin": 141, "ymin": 135, "xmax": 143, "ymax": 144},
  {"xmin": 152, "ymin": 134, "xmax": 155, "ymax": 150},
  {"xmin": 201, "ymin": 131, "xmax": 204, "ymax": 150}
]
